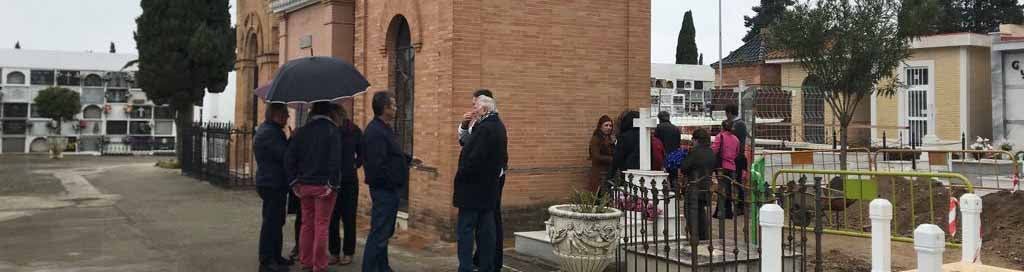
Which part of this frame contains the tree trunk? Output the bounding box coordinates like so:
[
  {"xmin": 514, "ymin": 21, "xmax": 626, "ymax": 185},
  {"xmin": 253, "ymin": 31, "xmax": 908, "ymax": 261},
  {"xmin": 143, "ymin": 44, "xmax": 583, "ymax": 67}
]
[
  {"xmin": 840, "ymin": 123, "xmax": 849, "ymax": 171},
  {"xmin": 175, "ymin": 105, "xmax": 194, "ymax": 164}
]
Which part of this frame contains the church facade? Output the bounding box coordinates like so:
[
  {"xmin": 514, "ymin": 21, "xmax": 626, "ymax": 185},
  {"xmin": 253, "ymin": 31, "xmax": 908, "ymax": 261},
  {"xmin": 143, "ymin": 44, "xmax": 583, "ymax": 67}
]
[{"xmin": 237, "ymin": 0, "xmax": 651, "ymax": 239}]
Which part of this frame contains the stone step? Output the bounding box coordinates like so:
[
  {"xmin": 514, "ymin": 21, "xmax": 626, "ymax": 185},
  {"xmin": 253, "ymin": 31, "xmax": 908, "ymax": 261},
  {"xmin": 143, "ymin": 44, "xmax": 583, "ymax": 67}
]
[
  {"xmin": 514, "ymin": 227, "xmax": 690, "ymax": 266},
  {"xmin": 514, "ymin": 230, "xmax": 558, "ymax": 264},
  {"xmin": 620, "ymin": 239, "xmax": 802, "ymax": 272}
]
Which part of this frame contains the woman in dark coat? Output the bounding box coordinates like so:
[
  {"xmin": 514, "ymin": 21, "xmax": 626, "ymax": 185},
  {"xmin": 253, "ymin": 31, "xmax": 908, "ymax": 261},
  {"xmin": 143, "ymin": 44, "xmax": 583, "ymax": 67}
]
[
  {"xmin": 588, "ymin": 115, "xmax": 615, "ymax": 192},
  {"xmin": 606, "ymin": 111, "xmax": 641, "ymax": 183},
  {"xmin": 681, "ymin": 128, "xmax": 715, "ymax": 241},
  {"xmin": 328, "ymin": 108, "xmax": 363, "ymax": 265}
]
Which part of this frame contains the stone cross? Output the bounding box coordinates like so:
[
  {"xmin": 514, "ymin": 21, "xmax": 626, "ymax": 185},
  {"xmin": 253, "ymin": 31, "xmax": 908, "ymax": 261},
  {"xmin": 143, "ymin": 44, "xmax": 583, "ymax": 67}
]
[{"xmin": 634, "ymin": 108, "xmax": 660, "ymax": 171}]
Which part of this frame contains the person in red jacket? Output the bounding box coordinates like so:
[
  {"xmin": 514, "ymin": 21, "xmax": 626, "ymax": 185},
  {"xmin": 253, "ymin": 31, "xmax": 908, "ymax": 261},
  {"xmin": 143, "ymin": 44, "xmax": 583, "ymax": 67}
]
[{"xmin": 651, "ymin": 135, "xmax": 666, "ymax": 171}]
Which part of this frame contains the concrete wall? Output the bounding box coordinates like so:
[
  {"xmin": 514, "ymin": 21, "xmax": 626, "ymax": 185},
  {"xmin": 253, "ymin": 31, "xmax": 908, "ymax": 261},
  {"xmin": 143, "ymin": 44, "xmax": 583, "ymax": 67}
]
[{"xmin": 969, "ymin": 46, "xmax": 993, "ymax": 140}]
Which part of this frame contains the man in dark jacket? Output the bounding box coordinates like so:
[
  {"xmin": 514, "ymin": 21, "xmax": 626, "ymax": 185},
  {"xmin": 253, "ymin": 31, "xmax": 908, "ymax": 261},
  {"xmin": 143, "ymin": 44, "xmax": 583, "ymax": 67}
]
[
  {"xmin": 681, "ymin": 128, "xmax": 715, "ymax": 241},
  {"xmin": 458, "ymin": 89, "xmax": 506, "ymax": 269},
  {"xmin": 454, "ymin": 95, "xmax": 508, "ymax": 272},
  {"xmin": 655, "ymin": 111, "xmax": 681, "ymax": 152},
  {"xmin": 328, "ymin": 110, "xmax": 363, "ymax": 265},
  {"xmin": 254, "ymin": 103, "xmax": 292, "ymax": 272},
  {"xmin": 655, "ymin": 111, "xmax": 682, "ymax": 186},
  {"xmin": 362, "ymin": 92, "xmax": 411, "ymax": 272}
]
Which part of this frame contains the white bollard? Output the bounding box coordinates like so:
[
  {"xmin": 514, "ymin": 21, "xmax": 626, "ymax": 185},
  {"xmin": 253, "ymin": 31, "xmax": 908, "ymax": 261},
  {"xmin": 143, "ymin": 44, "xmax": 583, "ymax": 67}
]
[
  {"xmin": 960, "ymin": 193, "xmax": 983, "ymax": 264},
  {"xmin": 914, "ymin": 224, "xmax": 946, "ymax": 272},
  {"xmin": 870, "ymin": 199, "xmax": 893, "ymax": 272},
  {"xmin": 760, "ymin": 204, "xmax": 784, "ymax": 272}
]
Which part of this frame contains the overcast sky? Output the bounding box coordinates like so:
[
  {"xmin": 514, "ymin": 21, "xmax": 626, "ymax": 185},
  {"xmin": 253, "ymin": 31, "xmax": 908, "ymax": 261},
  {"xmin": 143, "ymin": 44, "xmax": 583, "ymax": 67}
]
[
  {"xmin": 652, "ymin": 0, "xmax": 760, "ymax": 64},
  {"xmin": 0, "ymin": 0, "xmax": 756, "ymax": 64},
  {"xmin": 0, "ymin": 0, "xmax": 754, "ymax": 119}
]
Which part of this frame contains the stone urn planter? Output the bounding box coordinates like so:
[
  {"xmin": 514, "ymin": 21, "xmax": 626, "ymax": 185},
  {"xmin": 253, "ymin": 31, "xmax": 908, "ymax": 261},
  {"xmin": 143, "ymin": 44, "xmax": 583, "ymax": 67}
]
[
  {"xmin": 47, "ymin": 136, "xmax": 67, "ymax": 159},
  {"xmin": 546, "ymin": 204, "xmax": 623, "ymax": 272}
]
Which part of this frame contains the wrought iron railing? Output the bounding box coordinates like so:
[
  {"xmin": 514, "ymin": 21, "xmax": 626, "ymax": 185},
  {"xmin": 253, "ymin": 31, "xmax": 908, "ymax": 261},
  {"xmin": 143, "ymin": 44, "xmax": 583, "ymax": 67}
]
[
  {"xmin": 180, "ymin": 122, "xmax": 255, "ymax": 188},
  {"xmin": 609, "ymin": 170, "xmax": 825, "ymax": 271}
]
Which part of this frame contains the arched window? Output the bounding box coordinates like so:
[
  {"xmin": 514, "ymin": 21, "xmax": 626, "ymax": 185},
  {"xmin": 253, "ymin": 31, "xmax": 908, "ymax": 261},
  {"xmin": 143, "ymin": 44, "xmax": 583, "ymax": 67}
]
[
  {"xmin": 802, "ymin": 75, "xmax": 826, "ymax": 144},
  {"xmin": 82, "ymin": 105, "xmax": 103, "ymax": 119},
  {"xmin": 83, "ymin": 74, "xmax": 104, "ymax": 87},
  {"xmin": 387, "ymin": 15, "xmax": 414, "ymax": 212},
  {"xmin": 5, "ymin": 71, "xmax": 26, "ymax": 84}
]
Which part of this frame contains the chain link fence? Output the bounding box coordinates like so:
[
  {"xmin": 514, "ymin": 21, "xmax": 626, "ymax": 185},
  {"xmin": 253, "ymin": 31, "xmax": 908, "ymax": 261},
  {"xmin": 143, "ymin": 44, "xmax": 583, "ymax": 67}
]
[{"xmin": 654, "ymin": 85, "xmax": 909, "ymax": 151}]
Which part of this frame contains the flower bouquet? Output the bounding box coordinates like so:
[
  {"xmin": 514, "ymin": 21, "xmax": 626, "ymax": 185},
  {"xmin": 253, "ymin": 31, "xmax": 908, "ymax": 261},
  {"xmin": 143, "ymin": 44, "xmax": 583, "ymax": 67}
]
[
  {"xmin": 969, "ymin": 137, "xmax": 994, "ymax": 160},
  {"xmin": 615, "ymin": 194, "xmax": 663, "ymax": 221}
]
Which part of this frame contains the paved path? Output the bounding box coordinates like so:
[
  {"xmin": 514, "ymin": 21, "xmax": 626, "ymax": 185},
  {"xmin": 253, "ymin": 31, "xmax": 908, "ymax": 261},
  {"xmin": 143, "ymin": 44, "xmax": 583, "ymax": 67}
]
[{"xmin": 0, "ymin": 156, "xmax": 466, "ymax": 272}]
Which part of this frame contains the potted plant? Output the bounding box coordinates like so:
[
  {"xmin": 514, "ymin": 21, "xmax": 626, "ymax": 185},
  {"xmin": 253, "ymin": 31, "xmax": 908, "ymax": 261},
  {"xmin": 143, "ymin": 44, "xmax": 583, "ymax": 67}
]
[
  {"xmin": 999, "ymin": 142, "xmax": 1014, "ymax": 160},
  {"xmin": 546, "ymin": 189, "xmax": 623, "ymax": 272},
  {"xmin": 33, "ymin": 87, "xmax": 81, "ymax": 159}
]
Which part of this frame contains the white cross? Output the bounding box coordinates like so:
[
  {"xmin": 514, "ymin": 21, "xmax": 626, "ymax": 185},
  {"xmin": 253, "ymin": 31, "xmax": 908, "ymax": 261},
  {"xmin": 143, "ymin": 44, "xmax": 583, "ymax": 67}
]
[{"xmin": 634, "ymin": 108, "xmax": 660, "ymax": 171}]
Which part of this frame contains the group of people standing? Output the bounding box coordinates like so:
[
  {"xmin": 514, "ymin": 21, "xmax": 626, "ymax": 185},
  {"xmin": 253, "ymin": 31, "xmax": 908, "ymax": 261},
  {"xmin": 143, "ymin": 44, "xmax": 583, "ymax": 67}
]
[
  {"xmin": 254, "ymin": 89, "xmax": 508, "ymax": 272},
  {"xmin": 254, "ymin": 100, "xmax": 363, "ymax": 272},
  {"xmin": 589, "ymin": 105, "xmax": 749, "ymax": 240}
]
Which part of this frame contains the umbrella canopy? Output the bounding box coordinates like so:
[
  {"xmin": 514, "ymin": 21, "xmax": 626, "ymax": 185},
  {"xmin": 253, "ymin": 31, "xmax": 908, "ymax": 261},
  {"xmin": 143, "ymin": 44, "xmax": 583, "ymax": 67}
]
[
  {"xmin": 254, "ymin": 80, "xmax": 272, "ymax": 100},
  {"xmin": 265, "ymin": 56, "xmax": 370, "ymax": 104}
]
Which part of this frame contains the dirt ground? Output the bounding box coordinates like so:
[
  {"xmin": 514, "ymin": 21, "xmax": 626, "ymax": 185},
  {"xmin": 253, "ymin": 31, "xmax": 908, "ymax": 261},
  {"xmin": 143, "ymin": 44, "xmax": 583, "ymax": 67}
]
[{"xmin": 980, "ymin": 191, "xmax": 1024, "ymax": 267}]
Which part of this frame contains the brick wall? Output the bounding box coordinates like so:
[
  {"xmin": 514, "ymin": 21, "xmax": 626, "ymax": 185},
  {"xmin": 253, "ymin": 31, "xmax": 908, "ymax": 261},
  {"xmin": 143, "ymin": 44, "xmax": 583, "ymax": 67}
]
[
  {"xmin": 235, "ymin": 0, "xmax": 279, "ymax": 127},
  {"xmin": 244, "ymin": 0, "xmax": 650, "ymax": 240},
  {"xmin": 714, "ymin": 63, "xmax": 782, "ymax": 87},
  {"xmin": 353, "ymin": 0, "xmax": 649, "ymax": 239},
  {"xmin": 865, "ymin": 47, "xmax": 967, "ymax": 144}
]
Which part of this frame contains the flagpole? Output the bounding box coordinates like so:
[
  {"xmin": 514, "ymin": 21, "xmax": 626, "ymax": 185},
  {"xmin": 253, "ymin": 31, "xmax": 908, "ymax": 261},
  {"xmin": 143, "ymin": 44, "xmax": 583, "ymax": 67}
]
[{"xmin": 718, "ymin": 0, "xmax": 723, "ymax": 91}]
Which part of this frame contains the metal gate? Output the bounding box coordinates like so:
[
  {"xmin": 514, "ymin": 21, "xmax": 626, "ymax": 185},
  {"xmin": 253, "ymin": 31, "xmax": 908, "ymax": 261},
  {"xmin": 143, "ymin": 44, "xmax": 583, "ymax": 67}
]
[
  {"xmin": 905, "ymin": 67, "xmax": 929, "ymax": 146},
  {"xmin": 609, "ymin": 171, "xmax": 823, "ymax": 271}
]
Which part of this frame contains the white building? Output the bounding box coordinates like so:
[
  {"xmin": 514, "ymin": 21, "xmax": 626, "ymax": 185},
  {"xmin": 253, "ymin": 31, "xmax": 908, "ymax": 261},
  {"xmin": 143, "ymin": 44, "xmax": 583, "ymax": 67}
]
[
  {"xmin": 649, "ymin": 63, "xmax": 716, "ymax": 119},
  {"xmin": 0, "ymin": 48, "xmax": 176, "ymax": 154},
  {"xmin": 992, "ymin": 24, "xmax": 1024, "ymax": 146}
]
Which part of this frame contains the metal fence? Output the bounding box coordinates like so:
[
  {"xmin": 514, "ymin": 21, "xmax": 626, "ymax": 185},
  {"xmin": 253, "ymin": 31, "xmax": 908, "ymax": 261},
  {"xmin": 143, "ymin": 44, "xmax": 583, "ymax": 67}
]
[
  {"xmin": 670, "ymin": 86, "xmax": 909, "ymax": 152},
  {"xmin": 180, "ymin": 122, "xmax": 255, "ymax": 188},
  {"xmin": 769, "ymin": 169, "xmax": 973, "ymax": 245},
  {"xmin": 872, "ymin": 149, "xmax": 1019, "ymax": 192},
  {"xmin": 754, "ymin": 149, "xmax": 874, "ymax": 184},
  {"xmin": 610, "ymin": 170, "xmax": 825, "ymax": 271},
  {"xmin": 99, "ymin": 136, "xmax": 176, "ymax": 155}
]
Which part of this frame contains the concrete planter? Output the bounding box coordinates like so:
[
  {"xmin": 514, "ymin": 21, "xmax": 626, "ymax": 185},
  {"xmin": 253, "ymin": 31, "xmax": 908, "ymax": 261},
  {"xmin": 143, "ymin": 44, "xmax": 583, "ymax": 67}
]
[
  {"xmin": 546, "ymin": 204, "xmax": 623, "ymax": 272},
  {"xmin": 47, "ymin": 136, "xmax": 67, "ymax": 159}
]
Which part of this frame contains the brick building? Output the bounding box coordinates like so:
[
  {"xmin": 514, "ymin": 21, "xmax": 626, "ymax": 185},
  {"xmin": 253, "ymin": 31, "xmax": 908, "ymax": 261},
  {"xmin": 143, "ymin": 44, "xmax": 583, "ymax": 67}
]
[
  {"xmin": 709, "ymin": 37, "xmax": 781, "ymax": 88},
  {"xmin": 236, "ymin": 0, "xmax": 651, "ymax": 239},
  {"xmin": 770, "ymin": 33, "xmax": 993, "ymax": 148}
]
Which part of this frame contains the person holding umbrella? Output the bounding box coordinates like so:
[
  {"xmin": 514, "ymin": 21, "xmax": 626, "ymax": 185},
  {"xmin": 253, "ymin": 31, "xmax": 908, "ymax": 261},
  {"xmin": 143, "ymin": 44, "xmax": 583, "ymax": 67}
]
[
  {"xmin": 266, "ymin": 56, "xmax": 370, "ymax": 272},
  {"xmin": 285, "ymin": 101, "xmax": 343, "ymax": 272}
]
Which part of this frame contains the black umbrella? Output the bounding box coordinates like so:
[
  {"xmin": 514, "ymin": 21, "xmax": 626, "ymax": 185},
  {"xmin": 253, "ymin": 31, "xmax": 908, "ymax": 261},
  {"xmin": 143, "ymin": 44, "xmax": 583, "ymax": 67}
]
[{"xmin": 265, "ymin": 56, "xmax": 370, "ymax": 104}]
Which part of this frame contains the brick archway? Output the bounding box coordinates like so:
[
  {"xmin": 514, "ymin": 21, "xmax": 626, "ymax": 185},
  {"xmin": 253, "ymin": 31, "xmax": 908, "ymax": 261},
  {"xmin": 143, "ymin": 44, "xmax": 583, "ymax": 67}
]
[{"xmin": 387, "ymin": 14, "xmax": 414, "ymax": 212}]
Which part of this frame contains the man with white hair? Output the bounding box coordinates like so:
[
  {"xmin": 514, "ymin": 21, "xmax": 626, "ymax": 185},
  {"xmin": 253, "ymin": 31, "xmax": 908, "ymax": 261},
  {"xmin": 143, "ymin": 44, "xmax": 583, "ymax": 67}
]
[
  {"xmin": 453, "ymin": 93, "xmax": 508, "ymax": 272},
  {"xmin": 459, "ymin": 89, "xmax": 506, "ymax": 269}
]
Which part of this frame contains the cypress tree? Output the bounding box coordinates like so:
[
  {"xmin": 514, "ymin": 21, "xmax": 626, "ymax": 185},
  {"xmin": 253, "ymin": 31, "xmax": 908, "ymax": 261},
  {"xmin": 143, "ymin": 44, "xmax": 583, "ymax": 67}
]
[
  {"xmin": 134, "ymin": 0, "xmax": 235, "ymax": 161},
  {"xmin": 676, "ymin": 11, "xmax": 698, "ymax": 64}
]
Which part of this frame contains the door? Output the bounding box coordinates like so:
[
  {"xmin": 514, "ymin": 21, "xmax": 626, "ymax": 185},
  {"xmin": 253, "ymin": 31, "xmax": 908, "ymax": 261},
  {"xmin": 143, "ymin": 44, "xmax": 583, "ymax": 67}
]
[{"xmin": 905, "ymin": 67, "xmax": 930, "ymax": 146}]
